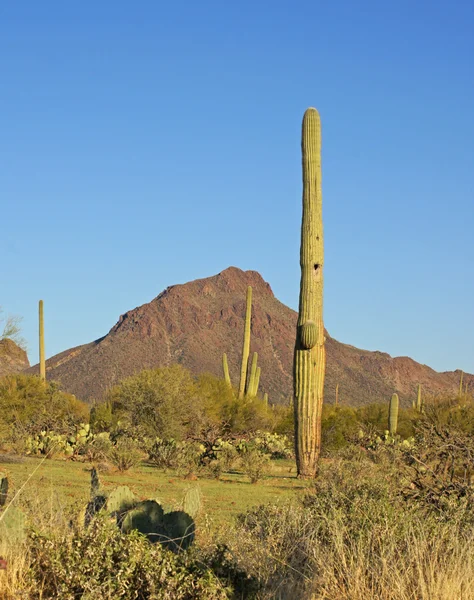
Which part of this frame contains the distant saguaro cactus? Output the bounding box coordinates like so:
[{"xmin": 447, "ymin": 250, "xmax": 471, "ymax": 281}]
[
  {"xmin": 294, "ymin": 107, "xmax": 326, "ymax": 478},
  {"xmin": 388, "ymin": 393, "xmax": 399, "ymax": 435},
  {"xmin": 39, "ymin": 300, "xmax": 45, "ymax": 381},
  {"xmin": 238, "ymin": 286, "xmax": 252, "ymax": 399}
]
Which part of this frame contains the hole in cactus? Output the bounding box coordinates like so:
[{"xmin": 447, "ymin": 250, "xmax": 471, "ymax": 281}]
[{"xmin": 314, "ymin": 264, "xmax": 320, "ymax": 271}]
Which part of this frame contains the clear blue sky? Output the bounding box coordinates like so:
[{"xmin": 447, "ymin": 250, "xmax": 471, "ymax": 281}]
[{"xmin": 1, "ymin": 0, "xmax": 473, "ymax": 374}]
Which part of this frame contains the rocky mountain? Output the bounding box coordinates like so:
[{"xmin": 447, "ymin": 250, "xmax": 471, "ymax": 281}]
[
  {"xmin": 0, "ymin": 338, "xmax": 30, "ymax": 376},
  {"xmin": 27, "ymin": 267, "xmax": 472, "ymax": 406}
]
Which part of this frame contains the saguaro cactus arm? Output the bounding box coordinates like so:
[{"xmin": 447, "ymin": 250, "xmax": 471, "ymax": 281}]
[{"xmin": 294, "ymin": 107, "xmax": 326, "ymax": 478}]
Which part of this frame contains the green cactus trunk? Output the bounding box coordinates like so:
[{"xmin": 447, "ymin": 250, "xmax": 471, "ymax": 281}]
[
  {"xmin": 238, "ymin": 286, "xmax": 252, "ymax": 399},
  {"xmin": 459, "ymin": 371, "xmax": 464, "ymax": 398},
  {"xmin": 293, "ymin": 108, "xmax": 326, "ymax": 479},
  {"xmin": 247, "ymin": 352, "xmax": 258, "ymax": 396},
  {"xmin": 263, "ymin": 392, "xmax": 268, "ymax": 407},
  {"xmin": 222, "ymin": 353, "xmax": 232, "ymax": 388},
  {"xmin": 39, "ymin": 299, "xmax": 46, "ymax": 381},
  {"xmin": 388, "ymin": 393, "xmax": 399, "ymax": 435}
]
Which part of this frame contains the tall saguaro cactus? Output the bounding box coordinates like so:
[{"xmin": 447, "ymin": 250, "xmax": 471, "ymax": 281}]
[
  {"xmin": 39, "ymin": 300, "xmax": 46, "ymax": 381},
  {"xmin": 238, "ymin": 286, "xmax": 252, "ymax": 399},
  {"xmin": 293, "ymin": 107, "xmax": 326, "ymax": 478}
]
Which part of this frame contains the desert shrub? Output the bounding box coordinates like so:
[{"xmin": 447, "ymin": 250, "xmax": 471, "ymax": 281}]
[
  {"xmin": 0, "ymin": 375, "xmax": 88, "ymax": 448},
  {"xmin": 239, "ymin": 445, "xmax": 270, "ymax": 484},
  {"xmin": 149, "ymin": 438, "xmax": 202, "ymax": 476},
  {"xmin": 220, "ymin": 457, "xmax": 474, "ymax": 599},
  {"xmin": 89, "ymin": 400, "xmax": 114, "ymax": 433},
  {"xmin": 402, "ymin": 417, "xmax": 474, "ymax": 528},
  {"xmin": 422, "ymin": 395, "xmax": 474, "ymax": 433},
  {"xmin": 108, "ymin": 365, "xmax": 199, "ymax": 440},
  {"xmin": 84, "ymin": 432, "xmax": 113, "ymax": 462},
  {"xmin": 27, "ymin": 517, "xmax": 230, "ymax": 599},
  {"xmin": 106, "ymin": 437, "xmax": 143, "ymax": 472},
  {"xmin": 227, "ymin": 396, "xmax": 275, "ymax": 435},
  {"xmin": 321, "ymin": 405, "xmax": 359, "ymax": 453},
  {"xmin": 356, "ymin": 401, "xmax": 414, "ymax": 439}
]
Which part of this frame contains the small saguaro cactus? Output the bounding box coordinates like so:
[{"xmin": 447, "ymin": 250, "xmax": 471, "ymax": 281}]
[
  {"xmin": 222, "ymin": 353, "xmax": 232, "ymax": 388},
  {"xmin": 293, "ymin": 107, "xmax": 326, "ymax": 478},
  {"xmin": 388, "ymin": 393, "xmax": 399, "ymax": 435},
  {"xmin": 459, "ymin": 371, "xmax": 464, "ymax": 398},
  {"xmin": 263, "ymin": 392, "xmax": 268, "ymax": 407},
  {"xmin": 39, "ymin": 300, "xmax": 45, "ymax": 381},
  {"xmin": 238, "ymin": 286, "xmax": 253, "ymax": 399}
]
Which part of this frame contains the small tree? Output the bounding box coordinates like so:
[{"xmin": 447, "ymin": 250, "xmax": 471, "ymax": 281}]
[{"xmin": 0, "ymin": 307, "xmax": 27, "ymax": 350}]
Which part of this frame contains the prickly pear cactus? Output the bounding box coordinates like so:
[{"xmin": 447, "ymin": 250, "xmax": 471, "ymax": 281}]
[
  {"xmin": 121, "ymin": 500, "xmax": 165, "ymax": 543},
  {"xmin": 162, "ymin": 511, "xmax": 195, "ymax": 551},
  {"xmin": 182, "ymin": 486, "xmax": 201, "ymax": 518},
  {"xmin": 107, "ymin": 486, "xmax": 137, "ymax": 516},
  {"xmin": 0, "ymin": 506, "xmax": 26, "ymax": 544}
]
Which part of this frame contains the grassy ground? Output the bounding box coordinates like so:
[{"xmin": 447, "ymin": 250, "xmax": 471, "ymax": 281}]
[{"xmin": 0, "ymin": 455, "xmax": 310, "ymax": 531}]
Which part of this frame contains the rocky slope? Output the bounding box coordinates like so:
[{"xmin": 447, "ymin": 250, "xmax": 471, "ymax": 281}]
[
  {"xmin": 28, "ymin": 267, "xmax": 472, "ymax": 406},
  {"xmin": 0, "ymin": 338, "xmax": 30, "ymax": 376}
]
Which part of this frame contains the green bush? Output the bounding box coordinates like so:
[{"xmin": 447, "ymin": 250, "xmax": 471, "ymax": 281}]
[
  {"xmin": 0, "ymin": 375, "xmax": 88, "ymax": 448},
  {"xmin": 28, "ymin": 517, "xmax": 230, "ymax": 599},
  {"xmin": 239, "ymin": 445, "xmax": 270, "ymax": 484},
  {"xmin": 106, "ymin": 437, "xmax": 143, "ymax": 472},
  {"xmin": 149, "ymin": 438, "xmax": 202, "ymax": 476},
  {"xmin": 321, "ymin": 405, "xmax": 359, "ymax": 453},
  {"xmin": 108, "ymin": 365, "xmax": 199, "ymax": 440}
]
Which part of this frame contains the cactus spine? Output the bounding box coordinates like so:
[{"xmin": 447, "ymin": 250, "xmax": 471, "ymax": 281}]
[
  {"xmin": 388, "ymin": 393, "xmax": 399, "ymax": 435},
  {"xmin": 222, "ymin": 353, "xmax": 232, "ymax": 388},
  {"xmin": 294, "ymin": 107, "xmax": 326, "ymax": 478},
  {"xmin": 238, "ymin": 286, "xmax": 252, "ymax": 399},
  {"xmin": 39, "ymin": 300, "xmax": 45, "ymax": 381}
]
